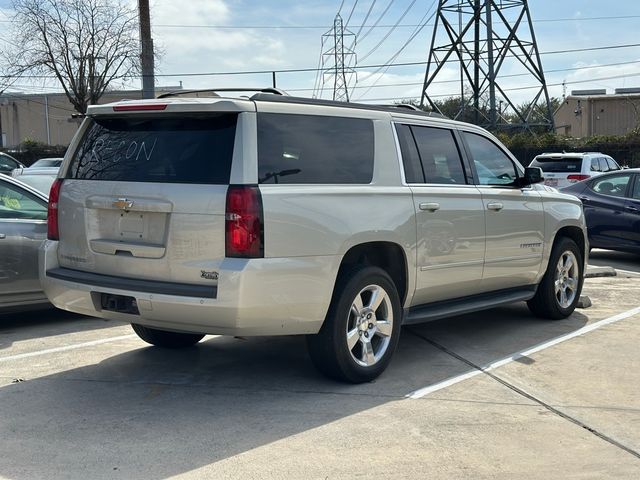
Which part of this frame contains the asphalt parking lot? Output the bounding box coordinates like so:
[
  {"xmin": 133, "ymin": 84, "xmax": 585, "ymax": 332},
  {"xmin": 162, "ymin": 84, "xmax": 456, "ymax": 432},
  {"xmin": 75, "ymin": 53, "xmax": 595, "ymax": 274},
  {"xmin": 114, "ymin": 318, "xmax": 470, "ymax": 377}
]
[{"xmin": 1, "ymin": 252, "xmax": 639, "ymax": 479}]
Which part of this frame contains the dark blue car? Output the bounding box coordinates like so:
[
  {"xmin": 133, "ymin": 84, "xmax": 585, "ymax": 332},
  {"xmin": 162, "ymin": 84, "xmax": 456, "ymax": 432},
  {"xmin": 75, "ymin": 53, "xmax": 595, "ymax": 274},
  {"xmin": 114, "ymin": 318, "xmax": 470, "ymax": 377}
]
[{"xmin": 561, "ymin": 168, "xmax": 640, "ymax": 254}]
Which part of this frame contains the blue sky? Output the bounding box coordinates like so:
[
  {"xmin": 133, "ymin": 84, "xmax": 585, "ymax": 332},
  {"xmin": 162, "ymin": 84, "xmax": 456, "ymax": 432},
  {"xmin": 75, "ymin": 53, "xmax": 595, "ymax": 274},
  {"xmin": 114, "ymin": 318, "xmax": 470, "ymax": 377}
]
[{"xmin": 1, "ymin": 0, "xmax": 639, "ymax": 106}]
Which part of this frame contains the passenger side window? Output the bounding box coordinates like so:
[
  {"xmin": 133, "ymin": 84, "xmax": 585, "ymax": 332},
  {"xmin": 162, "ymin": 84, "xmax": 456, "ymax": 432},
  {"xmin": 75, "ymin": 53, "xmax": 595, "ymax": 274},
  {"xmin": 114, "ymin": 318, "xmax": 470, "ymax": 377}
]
[
  {"xmin": 590, "ymin": 159, "xmax": 601, "ymax": 172},
  {"xmin": 395, "ymin": 124, "xmax": 424, "ymax": 183},
  {"xmin": 0, "ymin": 183, "xmax": 47, "ymax": 220},
  {"xmin": 410, "ymin": 126, "xmax": 466, "ymax": 184},
  {"xmin": 590, "ymin": 174, "xmax": 632, "ymax": 198},
  {"xmin": 462, "ymin": 132, "xmax": 518, "ymax": 186}
]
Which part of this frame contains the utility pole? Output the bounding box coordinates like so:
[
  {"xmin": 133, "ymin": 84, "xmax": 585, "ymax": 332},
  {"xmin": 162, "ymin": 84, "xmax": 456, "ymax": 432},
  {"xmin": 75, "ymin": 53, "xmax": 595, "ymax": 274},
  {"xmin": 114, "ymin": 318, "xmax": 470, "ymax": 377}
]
[
  {"xmin": 318, "ymin": 15, "xmax": 356, "ymax": 101},
  {"xmin": 138, "ymin": 0, "xmax": 155, "ymax": 99},
  {"xmin": 421, "ymin": 0, "xmax": 554, "ymax": 132}
]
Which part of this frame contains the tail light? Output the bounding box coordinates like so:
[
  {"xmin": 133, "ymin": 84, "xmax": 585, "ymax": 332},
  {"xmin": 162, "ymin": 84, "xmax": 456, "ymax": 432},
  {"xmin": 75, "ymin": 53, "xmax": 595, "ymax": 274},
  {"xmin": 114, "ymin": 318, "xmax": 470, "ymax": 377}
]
[
  {"xmin": 47, "ymin": 179, "xmax": 64, "ymax": 240},
  {"xmin": 225, "ymin": 185, "xmax": 264, "ymax": 258},
  {"xmin": 567, "ymin": 174, "xmax": 590, "ymax": 182}
]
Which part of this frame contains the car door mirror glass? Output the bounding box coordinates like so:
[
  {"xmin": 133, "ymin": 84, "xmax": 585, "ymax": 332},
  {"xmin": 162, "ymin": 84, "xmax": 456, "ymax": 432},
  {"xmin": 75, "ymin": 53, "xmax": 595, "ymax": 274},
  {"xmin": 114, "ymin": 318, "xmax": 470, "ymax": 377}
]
[{"xmin": 522, "ymin": 167, "xmax": 544, "ymax": 186}]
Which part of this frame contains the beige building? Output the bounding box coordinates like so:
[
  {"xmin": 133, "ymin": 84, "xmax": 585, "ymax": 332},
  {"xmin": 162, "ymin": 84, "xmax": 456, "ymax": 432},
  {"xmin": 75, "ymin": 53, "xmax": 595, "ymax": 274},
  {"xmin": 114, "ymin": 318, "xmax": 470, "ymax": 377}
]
[
  {"xmin": 554, "ymin": 89, "xmax": 640, "ymax": 138},
  {"xmin": 0, "ymin": 86, "xmax": 182, "ymax": 148}
]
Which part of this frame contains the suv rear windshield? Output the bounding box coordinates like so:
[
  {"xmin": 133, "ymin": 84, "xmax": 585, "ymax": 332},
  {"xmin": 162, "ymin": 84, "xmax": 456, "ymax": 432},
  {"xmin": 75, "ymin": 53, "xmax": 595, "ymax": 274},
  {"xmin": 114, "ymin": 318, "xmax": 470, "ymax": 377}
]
[
  {"xmin": 68, "ymin": 114, "xmax": 237, "ymax": 184},
  {"xmin": 257, "ymin": 113, "xmax": 374, "ymax": 184},
  {"xmin": 530, "ymin": 157, "xmax": 582, "ymax": 173}
]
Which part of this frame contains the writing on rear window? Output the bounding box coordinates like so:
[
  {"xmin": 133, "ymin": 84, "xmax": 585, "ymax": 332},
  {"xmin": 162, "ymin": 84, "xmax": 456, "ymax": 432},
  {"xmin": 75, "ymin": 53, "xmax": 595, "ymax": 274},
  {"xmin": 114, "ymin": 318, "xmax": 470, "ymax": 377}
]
[{"xmin": 69, "ymin": 115, "xmax": 237, "ymax": 184}]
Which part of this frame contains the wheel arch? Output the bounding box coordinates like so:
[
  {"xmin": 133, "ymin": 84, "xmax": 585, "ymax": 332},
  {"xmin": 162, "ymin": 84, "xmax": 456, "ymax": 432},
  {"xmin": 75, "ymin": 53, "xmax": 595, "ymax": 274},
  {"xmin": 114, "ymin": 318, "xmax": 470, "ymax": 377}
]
[
  {"xmin": 337, "ymin": 241, "xmax": 410, "ymax": 306},
  {"xmin": 553, "ymin": 225, "xmax": 587, "ymax": 263}
]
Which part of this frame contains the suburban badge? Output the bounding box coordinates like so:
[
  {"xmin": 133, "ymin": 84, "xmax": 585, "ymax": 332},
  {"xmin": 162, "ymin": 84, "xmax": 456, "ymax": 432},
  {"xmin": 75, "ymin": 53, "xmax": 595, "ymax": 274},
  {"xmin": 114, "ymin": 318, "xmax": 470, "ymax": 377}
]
[{"xmin": 200, "ymin": 270, "xmax": 219, "ymax": 281}]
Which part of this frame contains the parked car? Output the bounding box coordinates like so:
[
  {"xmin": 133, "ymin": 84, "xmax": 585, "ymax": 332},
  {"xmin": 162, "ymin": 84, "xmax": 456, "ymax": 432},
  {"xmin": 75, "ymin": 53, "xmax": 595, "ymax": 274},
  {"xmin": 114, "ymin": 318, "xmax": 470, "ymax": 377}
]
[
  {"xmin": 12, "ymin": 157, "xmax": 63, "ymax": 177},
  {"xmin": 530, "ymin": 152, "xmax": 621, "ymax": 189},
  {"xmin": 561, "ymin": 169, "xmax": 640, "ymax": 254},
  {"xmin": 0, "ymin": 174, "xmax": 50, "ymax": 311},
  {"xmin": 11, "ymin": 157, "xmax": 63, "ymax": 195},
  {"xmin": 40, "ymin": 90, "xmax": 587, "ymax": 383},
  {"xmin": 0, "ymin": 152, "xmax": 25, "ymax": 175}
]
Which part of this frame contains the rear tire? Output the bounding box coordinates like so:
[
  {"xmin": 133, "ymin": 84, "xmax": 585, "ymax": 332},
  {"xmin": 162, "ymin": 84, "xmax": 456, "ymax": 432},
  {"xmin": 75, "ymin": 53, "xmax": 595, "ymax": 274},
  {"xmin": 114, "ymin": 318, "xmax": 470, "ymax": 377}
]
[
  {"xmin": 131, "ymin": 324, "xmax": 204, "ymax": 348},
  {"xmin": 528, "ymin": 237, "xmax": 583, "ymax": 320},
  {"xmin": 307, "ymin": 266, "xmax": 402, "ymax": 383}
]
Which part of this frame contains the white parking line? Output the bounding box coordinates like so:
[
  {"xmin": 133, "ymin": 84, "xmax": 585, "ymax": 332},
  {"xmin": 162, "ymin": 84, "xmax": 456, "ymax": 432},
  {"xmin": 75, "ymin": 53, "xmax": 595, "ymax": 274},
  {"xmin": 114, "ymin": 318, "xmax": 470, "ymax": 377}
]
[
  {"xmin": 406, "ymin": 306, "xmax": 640, "ymax": 399},
  {"xmin": 0, "ymin": 334, "xmax": 137, "ymax": 363}
]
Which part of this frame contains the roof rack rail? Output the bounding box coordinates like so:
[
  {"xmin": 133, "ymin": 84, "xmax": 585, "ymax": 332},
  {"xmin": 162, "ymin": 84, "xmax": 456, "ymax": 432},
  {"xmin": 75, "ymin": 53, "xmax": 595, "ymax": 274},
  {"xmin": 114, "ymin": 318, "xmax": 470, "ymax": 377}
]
[
  {"xmin": 157, "ymin": 87, "xmax": 288, "ymax": 99},
  {"xmin": 376, "ymin": 104, "xmax": 449, "ymax": 118}
]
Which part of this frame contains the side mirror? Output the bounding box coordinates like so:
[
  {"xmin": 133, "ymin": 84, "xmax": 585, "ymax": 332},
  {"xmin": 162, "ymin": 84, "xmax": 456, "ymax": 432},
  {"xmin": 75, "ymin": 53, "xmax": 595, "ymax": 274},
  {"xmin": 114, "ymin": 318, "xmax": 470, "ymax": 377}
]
[{"xmin": 516, "ymin": 167, "xmax": 544, "ymax": 187}]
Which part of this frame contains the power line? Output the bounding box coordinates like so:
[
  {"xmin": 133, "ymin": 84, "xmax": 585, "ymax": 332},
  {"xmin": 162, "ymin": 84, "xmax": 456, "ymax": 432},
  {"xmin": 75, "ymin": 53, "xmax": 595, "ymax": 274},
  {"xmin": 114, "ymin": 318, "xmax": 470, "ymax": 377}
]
[
  {"xmin": 356, "ymin": 71, "xmax": 640, "ymax": 103},
  {"xmin": 287, "ymin": 60, "xmax": 640, "ymax": 92},
  {"xmin": 359, "ymin": 0, "xmax": 419, "ymax": 63},
  {"xmin": 353, "ymin": 0, "xmax": 395, "ymax": 43},
  {"xmin": 148, "ymin": 15, "xmax": 640, "ymax": 29},
  {"xmin": 3, "ymin": 42, "xmax": 640, "ymax": 80},
  {"xmin": 344, "ymin": 0, "xmax": 359, "ymax": 27}
]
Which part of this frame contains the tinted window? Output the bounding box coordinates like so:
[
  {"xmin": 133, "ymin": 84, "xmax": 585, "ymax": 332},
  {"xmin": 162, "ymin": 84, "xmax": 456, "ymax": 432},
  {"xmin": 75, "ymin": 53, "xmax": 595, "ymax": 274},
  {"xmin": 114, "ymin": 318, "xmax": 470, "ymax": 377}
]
[
  {"xmin": 68, "ymin": 115, "xmax": 237, "ymax": 184},
  {"xmin": 0, "ymin": 181, "xmax": 47, "ymax": 220},
  {"xmin": 530, "ymin": 157, "xmax": 582, "ymax": 172},
  {"xmin": 0, "ymin": 155, "xmax": 18, "ymax": 171},
  {"xmin": 395, "ymin": 124, "xmax": 424, "ymax": 183},
  {"xmin": 463, "ymin": 132, "xmax": 517, "ymax": 185},
  {"xmin": 411, "ymin": 126, "xmax": 466, "ymax": 184},
  {"xmin": 590, "ymin": 174, "xmax": 632, "ymax": 198},
  {"xmin": 633, "ymin": 176, "xmax": 640, "ymax": 200},
  {"xmin": 257, "ymin": 114, "xmax": 374, "ymax": 184},
  {"xmin": 31, "ymin": 159, "xmax": 63, "ymax": 168},
  {"xmin": 591, "ymin": 158, "xmax": 601, "ymax": 172}
]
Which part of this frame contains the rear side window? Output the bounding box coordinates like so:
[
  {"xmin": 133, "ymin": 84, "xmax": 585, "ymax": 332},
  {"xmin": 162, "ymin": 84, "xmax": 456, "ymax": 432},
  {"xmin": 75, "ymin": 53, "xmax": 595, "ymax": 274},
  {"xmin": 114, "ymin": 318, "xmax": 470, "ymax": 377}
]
[
  {"xmin": 590, "ymin": 174, "xmax": 632, "ymax": 197},
  {"xmin": 68, "ymin": 115, "xmax": 237, "ymax": 184},
  {"xmin": 411, "ymin": 126, "xmax": 466, "ymax": 184},
  {"xmin": 591, "ymin": 158, "xmax": 601, "ymax": 172},
  {"xmin": 531, "ymin": 157, "xmax": 582, "ymax": 173},
  {"xmin": 257, "ymin": 113, "xmax": 374, "ymax": 184}
]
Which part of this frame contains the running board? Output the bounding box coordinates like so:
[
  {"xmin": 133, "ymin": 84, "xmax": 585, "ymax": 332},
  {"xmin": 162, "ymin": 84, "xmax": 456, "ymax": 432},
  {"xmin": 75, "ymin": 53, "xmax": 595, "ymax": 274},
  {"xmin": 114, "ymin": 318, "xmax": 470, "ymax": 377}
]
[{"xmin": 403, "ymin": 286, "xmax": 537, "ymax": 325}]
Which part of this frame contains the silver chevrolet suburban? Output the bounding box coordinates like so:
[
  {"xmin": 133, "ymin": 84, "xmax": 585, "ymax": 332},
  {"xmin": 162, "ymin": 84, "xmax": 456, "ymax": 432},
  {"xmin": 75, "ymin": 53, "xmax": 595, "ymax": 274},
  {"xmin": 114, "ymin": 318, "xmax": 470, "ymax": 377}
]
[{"xmin": 40, "ymin": 89, "xmax": 587, "ymax": 383}]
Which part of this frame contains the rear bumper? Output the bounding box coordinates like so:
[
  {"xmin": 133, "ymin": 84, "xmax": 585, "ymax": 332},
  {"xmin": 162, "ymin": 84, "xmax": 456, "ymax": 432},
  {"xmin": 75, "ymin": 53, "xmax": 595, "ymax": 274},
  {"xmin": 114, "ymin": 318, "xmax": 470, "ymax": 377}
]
[{"xmin": 39, "ymin": 240, "xmax": 339, "ymax": 336}]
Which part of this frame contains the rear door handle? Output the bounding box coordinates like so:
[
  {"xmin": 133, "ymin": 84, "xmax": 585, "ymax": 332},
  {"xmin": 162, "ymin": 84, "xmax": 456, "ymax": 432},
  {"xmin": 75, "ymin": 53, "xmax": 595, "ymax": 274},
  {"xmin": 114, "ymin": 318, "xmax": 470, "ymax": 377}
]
[
  {"xmin": 487, "ymin": 202, "xmax": 504, "ymax": 211},
  {"xmin": 627, "ymin": 205, "xmax": 639, "ymax": 212},
  {"xmin": 579, "ymin": 196, "xmax": 590, "ymax": 202},
  {"xmin": 419, "ymin": 202, "xmax": 440, "ymax": 212}
]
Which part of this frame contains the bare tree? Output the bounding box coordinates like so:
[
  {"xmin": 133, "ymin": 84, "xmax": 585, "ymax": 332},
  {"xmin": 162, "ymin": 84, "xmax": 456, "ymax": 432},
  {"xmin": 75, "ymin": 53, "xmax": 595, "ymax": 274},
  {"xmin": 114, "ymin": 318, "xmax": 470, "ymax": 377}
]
[{"xmin": 6, "ymin": 0, "xmax": 141, "ymax": 114}]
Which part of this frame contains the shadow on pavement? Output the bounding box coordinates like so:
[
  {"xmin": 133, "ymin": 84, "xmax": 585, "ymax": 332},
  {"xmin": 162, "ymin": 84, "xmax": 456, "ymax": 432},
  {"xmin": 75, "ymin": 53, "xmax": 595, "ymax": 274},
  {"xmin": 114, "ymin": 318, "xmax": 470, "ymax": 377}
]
[
  {"xmin": 0, "ymin": 308, "xmax": 116, "ymax": 351},
  {"xmin": 0, "ymin": 304, "xmax": 589, "ymax": 479},
  {"xmin": 589, "ymin": 249, "xmax": 640, "ymax": 274}
]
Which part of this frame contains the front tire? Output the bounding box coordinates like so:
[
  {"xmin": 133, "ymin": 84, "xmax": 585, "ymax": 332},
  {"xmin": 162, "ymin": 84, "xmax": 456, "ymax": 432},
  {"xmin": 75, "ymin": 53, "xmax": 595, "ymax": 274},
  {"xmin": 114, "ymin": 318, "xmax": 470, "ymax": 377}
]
[
  {"xmin": 131, "ymin": 324, "xmax": 205, "ymax": 348},
  {"xmin": 307, "ymin": 266, "xmax": 402, "ymax": 383},
  {"xmin": 528, "ymin": 237, "xmax": 583, "ymax": 319}
]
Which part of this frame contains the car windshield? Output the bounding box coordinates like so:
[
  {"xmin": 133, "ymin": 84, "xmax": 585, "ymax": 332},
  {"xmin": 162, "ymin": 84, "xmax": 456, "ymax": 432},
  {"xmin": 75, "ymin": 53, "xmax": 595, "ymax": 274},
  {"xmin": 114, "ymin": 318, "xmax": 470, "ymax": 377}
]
[
  {"xmin": 30, "ymin": 158, "xmax": 63, "ymax": 168},
  {"xmin": 530, "ymin": 157, "xmax": 582, "ymax": 172}
]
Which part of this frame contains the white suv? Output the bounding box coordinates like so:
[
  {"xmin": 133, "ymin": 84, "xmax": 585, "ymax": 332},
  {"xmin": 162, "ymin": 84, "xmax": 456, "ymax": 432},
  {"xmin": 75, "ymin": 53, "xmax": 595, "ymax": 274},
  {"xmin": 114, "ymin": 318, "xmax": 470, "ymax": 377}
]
[
  {"xmin": 40, "ymin": 89, "xmax": 588, "ymax": 382},
  {"xmin": 530, "ymin": 152, "xmax": 621, "ymax": 189}
]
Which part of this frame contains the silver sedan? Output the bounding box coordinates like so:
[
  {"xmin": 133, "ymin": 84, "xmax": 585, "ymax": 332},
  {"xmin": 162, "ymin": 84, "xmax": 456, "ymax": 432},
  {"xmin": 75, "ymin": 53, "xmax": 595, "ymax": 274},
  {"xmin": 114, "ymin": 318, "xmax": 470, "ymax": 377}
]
[{"xmin": 0, "ymin": 174, "xmax": 50, "ymax": 310}]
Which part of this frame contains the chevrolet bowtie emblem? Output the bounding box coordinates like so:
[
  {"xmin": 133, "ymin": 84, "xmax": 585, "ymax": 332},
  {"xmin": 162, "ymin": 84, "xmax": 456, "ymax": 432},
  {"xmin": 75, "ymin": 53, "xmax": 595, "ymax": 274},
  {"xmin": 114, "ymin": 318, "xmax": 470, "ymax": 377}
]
[{"xmin": 113, "ymin": 198, "xmax": 134, "ymax": 210}]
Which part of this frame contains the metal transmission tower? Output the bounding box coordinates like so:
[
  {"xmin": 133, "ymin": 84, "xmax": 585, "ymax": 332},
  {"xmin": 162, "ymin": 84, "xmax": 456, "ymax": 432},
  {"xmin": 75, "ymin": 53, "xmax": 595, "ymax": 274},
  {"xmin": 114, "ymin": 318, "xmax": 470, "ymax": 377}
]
[
  {"xmin": 420, "ymin": 0, "xmax": 554, "ymax": 131},
  {"xmin": 318, "ymin": 14, "xmax": 356, "ymax": 101}
]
